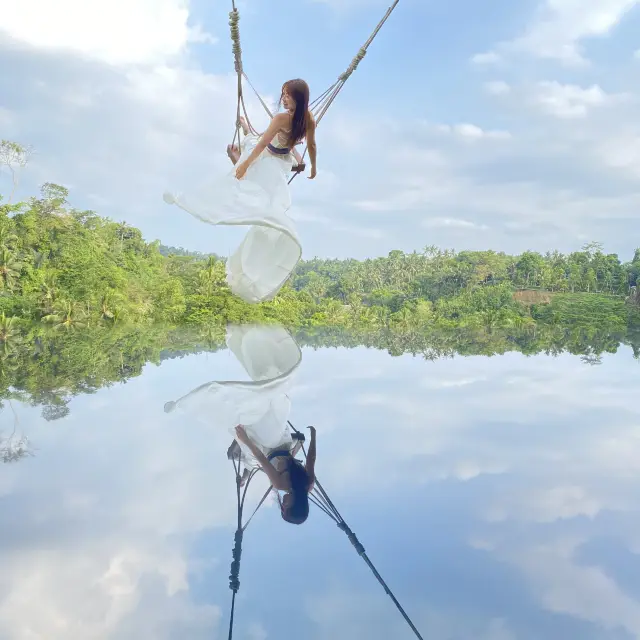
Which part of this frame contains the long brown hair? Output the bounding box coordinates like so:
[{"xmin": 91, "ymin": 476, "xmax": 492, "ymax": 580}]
[
  {"xmin": 280, "ymin": 79, "xmax": 310, "ymax": 148},
  {"xmin": 280, "ymin": 457, "xmax": 310, "ymax": 525}
]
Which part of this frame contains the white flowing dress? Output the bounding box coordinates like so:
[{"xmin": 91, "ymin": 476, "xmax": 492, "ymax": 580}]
[
  {"xmin": 164, "ymin": 324, "xmax": 301, "ymax": 468},
  {"xmin": 163, "ymin": 132, "xmax": 302, "ymax": 304}
]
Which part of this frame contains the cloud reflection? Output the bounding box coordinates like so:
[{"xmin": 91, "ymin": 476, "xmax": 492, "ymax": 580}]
[{"xmin": 1, "ymin": 337, "xmax": 639, "ymax": 638}]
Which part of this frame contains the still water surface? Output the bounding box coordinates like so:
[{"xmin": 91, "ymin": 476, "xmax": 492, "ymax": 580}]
[{"xmin": 1, "ymin": 327, "xmax": 640, "ymax": 639}]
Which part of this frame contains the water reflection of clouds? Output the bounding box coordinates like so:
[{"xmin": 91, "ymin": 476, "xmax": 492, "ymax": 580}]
[
  {"xmin": 0, "ymin": 388, "xmax": 230, "ymax": 638},
  {"xmin": 291, "ymin": 344, "xmax": 640, "ymax": 638},
  {"xmin": 1, "ymin": 338, "xmax": 639, "ymax": 638}
]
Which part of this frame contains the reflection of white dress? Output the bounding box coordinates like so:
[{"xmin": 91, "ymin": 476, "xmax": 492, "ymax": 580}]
[
  {"xmin": 163, "ymin": 134, "xmax": 302, "ymax": 304},
  {"xmin": 164, "ymin": 324, "xmax": 300, "ymax": 468}
]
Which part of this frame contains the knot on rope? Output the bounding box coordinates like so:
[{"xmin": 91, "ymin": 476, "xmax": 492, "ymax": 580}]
[
  {"xmin": 339, "ymin": 47, "xmax": 367, "ymax": 81},
  {"xmin": 337, "ymin": 521, "xmax": 366, "ymax": 555},
  {"xmin": 229, "ymin": 9, "xmax": 243, "ymax": 74},
  {"xmin": 229, "ymin": 529, "xmax": 243, "ymax": 592}
]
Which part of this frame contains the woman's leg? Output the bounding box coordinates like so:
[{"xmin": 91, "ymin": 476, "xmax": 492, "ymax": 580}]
[
  {"xmin": 238, "ymin": 117, "xmax": 250, "ymax": 136},
  {"xmin": 227, "ymin": 440, "xmax": 250, "ymax": 486},
  {"xmin": 226, "ymin": 117, "xmax": 252, "ymax": 164}
]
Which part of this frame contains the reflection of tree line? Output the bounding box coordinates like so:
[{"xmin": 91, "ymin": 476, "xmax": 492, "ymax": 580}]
[
  {"xmin": 0, "ymin": 325, "xmax": 227, "ymax": 426},
  {"xmin": 1, "ymin": 324, "xmax": 639, "ymax": 433},
  {"xmin": 296, "ymin": 325, "xmax": 640, "ymax": 361}
]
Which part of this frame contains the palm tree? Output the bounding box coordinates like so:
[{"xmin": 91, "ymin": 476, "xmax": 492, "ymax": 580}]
[
  {"xmin": 0, "ymin": 313, "xmax": 21, "ymax": 359},
  {"xmin": 99, "ymin": 291, "xmax": 120, "ymax": 321},
  {"xmin": 0, "ymin": 247, "xmax": 23, "ymax": 292},
  {"xmin": 42, "ymin": 299, "xmax": 88, "ymax": 330},
  {"xmin": 39, "ymin": 273, "xmax": 58, "ymax": 314},
  {"xmin": 0, "ymin": 226, "xmax": 18, "ymax": 250},
  {"xmin": 198, "ymin": 256, "xmax": 225, "ymax": 296}
]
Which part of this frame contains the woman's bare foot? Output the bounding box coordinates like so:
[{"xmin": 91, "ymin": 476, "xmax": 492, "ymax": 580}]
[{"xmin": 226, "ymin": 144, "xmax": 240, "ymax": 165}]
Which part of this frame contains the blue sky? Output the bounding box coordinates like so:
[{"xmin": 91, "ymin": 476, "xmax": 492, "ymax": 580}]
[
  {"xmin": 1, "ymin": 0, "xmax": 640, "ymax": 261},
  {"xmin": 2, "ymin": 330, "xmax": 640, "ymax": 638}
]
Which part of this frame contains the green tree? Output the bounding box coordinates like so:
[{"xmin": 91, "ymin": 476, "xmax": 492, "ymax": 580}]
[{"xmin": 0, "ymin": 247, "xmax": 23, "ymax": 292}]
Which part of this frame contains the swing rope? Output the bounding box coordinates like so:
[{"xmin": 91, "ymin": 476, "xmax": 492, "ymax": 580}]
[
  {"xmin": 228, "ymin": 0, "xmax": 400, "ymax": 180},
  {"xmin": 227, "ymin": 452, "xmax": 267, "ymax": 640},
  {"xmin": 287, "ymin": 422, "xmax": 425, "ymax": 640},
  {"xmin": 225, "ymin": 421, "xmax": 425, "ymax": 640},
  {"xmin": 228, "ymin": 5, "xmax": 257, "ymax": 147}
]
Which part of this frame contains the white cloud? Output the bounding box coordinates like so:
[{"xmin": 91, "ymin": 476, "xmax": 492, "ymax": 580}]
[
  {"xmin": 635, "ymin": 48, "xmax": 640, "ymax": 59},
  {"xmin": 473, "ymin": 0, "xmax": 640, "ymax": 65},
  {"xmin": 0, "ymin": 546, "xmax": 221, "ymax": 639},
  {"xmin": 0, "ymin": 0, "xmax": 213, "ymax": 66},
  {"xmin": 485, "ymin": 79, "xmax": 626, "ymax": 119},
  {"xmin": 422, "ymin": 376, "xmax": 488, "ymax": 389},
  {"xmin": 286, "ymin": 344, "xmax": 640, "ymax": 635},
  {"xmin": 471, "ymin": 51, "xmax": 502, "ymax": 65},
  {"xmin": 531, "ymin": 81, "xmax": 618, "ymax": 118},
  {"xmin": 309, "ymin": 0, "xmax": 393, "ymax": 12},
  {"xmin": 423, "ymin": 217, "xmax": 490, "ymax": 231},
  {"xmin": 304, "ymin": 345, "xmax": 640, "ymax": 637},
  {"xmin": 319, "ymin": 71, "xmax": 640, "ymax": 254},
  {"xmin": 0, "ymin": 392, "xmax": 238, "ymax": 637},
  {"xmin": 597, "ymin": 132, "xmax": 640, "ymax": 176},
  {"xmin": 333, "ymin": 221, "xmax": 385, "ymax": 239},
  {"xmin": 456, "ymin": 123, "xmax": 511, "ymax": 140},
  {"xmin": 497, "ymin": 538, "xmax": 640, "ymax": 637},
  {"xmin": 436, "ymin": 123, "xmax": 512, "ymax": 141},
  {"xmin": 484, "ymin": 80, "xmax": 511, "ymax": 96},
  {"xmin": 486, "ymin": 485, "xmax": 606, "ymax": 524}
]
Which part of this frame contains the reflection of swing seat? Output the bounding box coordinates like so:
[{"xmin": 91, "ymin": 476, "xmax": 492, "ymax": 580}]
[{"xmin": 227, "ymin": 440, "xmax": 242, "ymax": 460}]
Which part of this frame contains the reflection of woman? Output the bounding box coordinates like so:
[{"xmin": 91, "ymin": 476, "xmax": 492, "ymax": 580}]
[{"xmin": 231, "ymin": 424, "xmax": 316, "ymax": 525}]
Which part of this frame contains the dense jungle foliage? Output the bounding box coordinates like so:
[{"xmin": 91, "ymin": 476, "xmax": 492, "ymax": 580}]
[
  {"xmin": 0, "ymin": 323, "xmax": 638, "ymax": 449},
  {"xmin": 1, "ymin": 176, "xmax": 639, "ymax": 333}
]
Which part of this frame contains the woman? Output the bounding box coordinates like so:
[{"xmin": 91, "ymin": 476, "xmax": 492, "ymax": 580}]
[
  {"xmin": 162, "ymin": 79, "xmax": 317, "ymax": 304},
  {"xmin": 233, "ymin": 424, "xmax": 316, "ymax": 525},
  {"xmin": 228, "ymin": 78, "xmax": 317, "ymax": 181}
]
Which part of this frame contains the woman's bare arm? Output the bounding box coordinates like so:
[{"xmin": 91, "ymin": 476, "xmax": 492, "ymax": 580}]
[
  {"xmin": 305, "ymin": 427, "xmax": 316, "ymax": 485},
  {"xmin": 306, "ymin": 114, "xmax": 317, "ymax": 178},
  {"xmin": 235, "ymin": 427, "xmax": 289, "ymax": 490}
]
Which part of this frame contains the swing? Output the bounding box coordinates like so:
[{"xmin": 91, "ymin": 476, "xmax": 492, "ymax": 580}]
[
  {"xmin": 227, "ymin": 421, "xmax": 425, "ymax": 640},
  {"xmin": 163, "ymin": 2, "xmax": 400, "ymax": 305},
  {"xmin": 228, "ymin": 0, "xmax": 401, "ymax": 183},
  {"xmin": 163, "ymin": 323, "xmax": 422, "ymax": 637}
]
